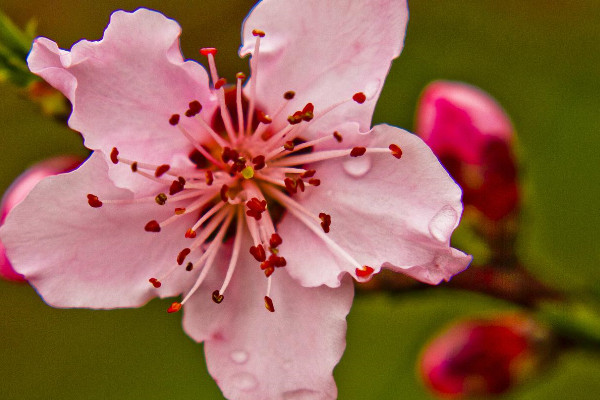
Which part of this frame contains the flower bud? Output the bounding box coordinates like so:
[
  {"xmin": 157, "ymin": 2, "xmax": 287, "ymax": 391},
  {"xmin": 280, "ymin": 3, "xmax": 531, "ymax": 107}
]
[
  {"xmin": 416, "ymin": 81, "xmax": 519, "ymax": 221},
  {"xmin": 1, "ymin": 156, "xmax": 82, "ymax": 281},
  {"xmin": 419, "ymin": 314, "xmax": 551, "ymax": 398}
]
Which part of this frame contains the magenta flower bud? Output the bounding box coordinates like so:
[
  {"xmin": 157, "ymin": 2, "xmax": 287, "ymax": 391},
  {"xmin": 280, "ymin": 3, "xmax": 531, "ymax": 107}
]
[
  {"xmin": 419, "ymin": 314, "xmax": 550, "ymax": 398},
  {"xmin": 416, "ymin": 81, "xmax": 519, "ymax": 220},
  {"xmin": 1, "ymin": 156, "xmax": 82, "ymax": 281}
]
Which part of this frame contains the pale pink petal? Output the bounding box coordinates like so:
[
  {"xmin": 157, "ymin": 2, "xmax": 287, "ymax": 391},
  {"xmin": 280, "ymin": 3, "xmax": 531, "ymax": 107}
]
[
  {"xmin": 0, "ymin": 156, "xmax": 81, "ymax": 282},
  {"xmin": 182, "ymin": 234, "xmax": 353, "ymax": 400},
  {"xmin": 240, "ymin": 0, "xmax": 408, "ymax": 139},
  {"xmin": 27, "ymin": 8, "xmax": 217, "ymax": 190},
  {"xmin": 278, "ymin": 124, "xmax": 471, "ymax": 287},
  {"xmin": 416, "ymin": 81, "xmax": 513, "ymax": 164},
  {"xmin": 0, "ymin": 152, "xmax": 197, "ymax": 308}
]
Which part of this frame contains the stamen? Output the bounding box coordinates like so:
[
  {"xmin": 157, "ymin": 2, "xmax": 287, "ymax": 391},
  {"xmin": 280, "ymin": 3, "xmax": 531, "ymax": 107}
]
[
  {"xmin": 169, "ymin": 114, "xmax": 180, "ymax": 126},
  {"xmin": 246, "ymin": 31, "xmax": 263, "ymax": 136},
  {"xmin": 144, "ymin": 220, "xmax": 161, "ymax": 232},
  {"xmin": 352, "ymin": 92, "xmax": 367, "ymax": 104},
  {"xmin": 155, "ymin": 193, "xmax": 168, "ymax": 205},
  {"xmin": 389, "ymin": 144, "xmax": 403, "ymax": 159},
  {"xmin": 264, "ymin": 295, "xmax": 275, "ymax": 312},
  {"xmin": 218, "ymin": 208, "xmax": 244, "ymax": 296},
  {"xmin": 350, "ymin": 147, "xmax": 366, "ymax": 157},
  {"xmin": 149, "ymin": 277, "xmax": 162, "ymax": 288},
  {"xmin": 236, "ymin": 72, "xmax": 246, "ymax": 139},
  {"xmin": 283, "ymin": 91, "xmax": 295, "ymax": 100},
  {"xmin": 87, "ymin": 194, "xmax": 103, "ymax": 208},
  {"xmin": 177, "ymin": 248, "xmax": 191, "ymax": 265},
  {"xmin": 167, "ymin": 302, "xmax": 182, "ymax": 313},
  {"xmin": 355, "ymin": 265, "xmax": 374, "ymax": 279},
  {"xmin": 110, "ymin": 148, "xmax": 119, "ymax": 164},
  {"xmin": 154, "ymin": 164, "xmax": 170, "ymax": 177},
  {"xmin": 212, "ymin": 290, "xmax": 224, "ymax": 303},
  {"xmin": 250, "ymin": 244, "xmax": 267, "ymax": 262},
  {"xmin": 204, "ymin": 51, "xmax": 237, "ymax": 143},
  {"xmin": 333, "ymin": 131, "xmax": 343, "ymax": 142},
  {"xmin": 177, "ymin": 125, "xmax": 226, "ymax": 168}
]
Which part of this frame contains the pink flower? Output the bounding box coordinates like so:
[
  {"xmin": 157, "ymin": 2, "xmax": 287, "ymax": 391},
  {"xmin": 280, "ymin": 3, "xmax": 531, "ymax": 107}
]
[
  {"xmin": 0, "ymin": 156, "xmax": 81, "ymax": 282},
  {"xmin": 1, "ymin": 2, "xmax": 470, "ymax": 399},
  {"xmin": 419, "ymin": 314, "xmax": 550, "ymax": 397},
  {"xmin": 416, "ymin": 81, "xmax": 519, "ymax": 220}
]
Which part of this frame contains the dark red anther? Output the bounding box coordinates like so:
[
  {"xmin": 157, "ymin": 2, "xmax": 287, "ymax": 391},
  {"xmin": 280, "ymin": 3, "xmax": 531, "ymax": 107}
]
[
  {"xmin": 169, "ymin": 179, "xmax": 185, "ymax": 195},
  {"xmin": 250, "ymin": 244, "xmax": 267, "ymax": 262},
  {"xmin": 200, "ymin": 47, "xmax": 217, "ymax": 56},
  {"xmin": 284, "ymin": 178, "xmax": 297, "ymax": 195},
  {"xmin": 352, "ymin": 92, "xmax": 367, "ymax": 104},
  {"xmin": 300, "ymin": 169, "xmax": 316, "ymax": 178},
  {"xmin": 284, "ymin": 90, "xmax": 295, "ymax": 100},
  {"xmin": 257, "ymin": 111, "xmax": 272, "ymax": 124},
  {"xmin": 155, "ymin": 193, "xmax": 167, "ymax": 205},
  {"xmin": 283, "ymin": 141, "xmax": 295, "ymax": 151},
  {"xmin": 177, "ymin": 248, "xmax": 191, "ymax": 265},
  {"xmin": 145, "ymin": 220, "xmax": 161, "ymax": 232},
  {"xmin": 215, "ymin": 78, "xmax": 227, "ymax": 89},
  {"xmin": 297, "ymin": 178, "xmax": 305, "ymax": 192},
  {"xmin": 308, "ymin": 178, "xmax": 321, "ymax": 186},
  {"xmin": 221, "ymin": 147, "xmax": 235, "ymax": 163},
  {"xmin": 287, "ymin": 113, "xmax": 302, "ymax": 125},
  {"xmin": 319, "ymin": 212, "xmax": 331, "ymax": 233},
  {"xmin": 389, "ymin": 144, "xmax": 403, "ymax": 159},
  {"xmin": 149, "ymin": 278, "xmax": 161, "ymax": 288},
  {"xmin": 252, "ymin": 155, "xmax": 266, "ymax": 170},
  {"xmin": 110, "ymin": 147, "xmax": 119, "ymax": 164},
  {"xmin": 264, "ymin": 296, "xmax": 275, "ymax": 312},
  {"xmin": 174, "ymin": 207, "xmax": 186, "ymax": 215},
  {"xmin": 252, "ymin": 29, "xmax": 266, "ymax": 37},
  {"xmin": 220, "ymin": 184, "xmax": 230, "ymax": 202},
  {"xmin": 178, "ymin": 176, "xmax": 186, "ymax": 185},
  {"xmin": 261, "ymin": 260, "xmax": 275, "ymax": 277},
  {"xmin": 87, "ymin": 194, "xmax": 103, "ymax": 208},
  {"xmin": 333, "ymin": 131, "xmax": 343, "ymax": 142},
  {"xmin": 185, "ymin": 262, "xmax": 194, "ymax": 271},
  {"xmin": 167, "ymin": 302, "xmax": 182, "ymax": 313},
  {"xmin": 350, "ymin": 147, "xmax": 367, "ymax": 157},
  {"xmin": 189, "ymin": 100, "xmax": 202, "ymax": 113},
  {"xmin": 355, "ymin": 265, "xmax": 374, "ymax": 278},
  {"xmin": 236, "ymin": 72, "xmax": 246, "ymax": 80},
  {"xmin": 246, "ymin": 198, "xmax": 267, "ymax": 212},
  {"xmin": 205, "ymin": 170, "xmax": 214, "ymax": 185},
  {"xmin": 302, "ymin": 103, "xmax": 314, "ymax": 113},
  {"xmin": 169, "ymin": 114, "xmax": 180, "ymax": 126},
  {"xmin": 268, "ymin": 254, "xmax": 286, "ymax": 268},
  {"xmin": 212, "ymin": 290, "xmax": 224, "ymax": 304},
  {"xmin": 131, "ymin": 162, "xmax": 138, "ymax": 172},
  {"xmin": 185, "ymin": 228, "xmax": 197, "ymax": 239},
  {"xmin": 269, "ymin": 233, "xmax": 283, "ymax": 248},
  {"xmin": 155, "ymin": 164, "xmax": 170, "ymax": 177}
]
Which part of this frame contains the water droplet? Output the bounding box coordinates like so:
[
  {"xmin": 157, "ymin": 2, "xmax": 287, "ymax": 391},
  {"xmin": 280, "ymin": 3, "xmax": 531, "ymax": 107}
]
[
  {"xmin": 343, "ymin": 155, "xmax": 371, "ymax": 178},
  {"xmin": 282, "ymin": 389, "xmax": 321, "ymax": 400},
  {"xmin": 230, "ymin": 350, "xmax": 249, "ymax": 364},
  {"xmin": 428, "ymin": 205, "xmax": 458, "ymax": 242},
  {"xmin": 232, "ymin": 372, "xmax": 257, "ymax": 391}
]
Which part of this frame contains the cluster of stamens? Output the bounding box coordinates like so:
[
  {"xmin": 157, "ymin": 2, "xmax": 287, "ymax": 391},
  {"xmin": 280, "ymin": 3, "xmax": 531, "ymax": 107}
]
[{"xmin": 86, "ymin": 29, "xmax": 404, "ymax": 314}]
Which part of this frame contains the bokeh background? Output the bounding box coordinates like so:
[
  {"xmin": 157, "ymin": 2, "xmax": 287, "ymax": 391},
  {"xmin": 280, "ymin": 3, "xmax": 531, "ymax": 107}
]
[{"xmin": 1, "ymin": 0, "xmax": 599, "ymax": 399}]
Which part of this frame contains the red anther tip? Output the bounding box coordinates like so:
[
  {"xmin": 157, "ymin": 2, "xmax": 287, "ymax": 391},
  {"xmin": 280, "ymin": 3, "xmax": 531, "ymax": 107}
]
[
  {"xmin": 283, "ymin": 141, "xmax": 295, "ymax": 151},
  {"xmin": 149, "ymin": 278, "xmax": 162, "ymax": 288},
  {"xmin": 220, "ymin": 184, "xmax": 230, "ymax": 202},
  {"xmin": 110, "ymin": 147, "xmax": 119, "ymax": 164},
  {"xmin": 167, "ymin": 302, "xmax": 182, "ymax": 313},
  {"xmin": 352, "ymin": 92, "xmax": 367, "ymax": 104},
  {"xmin": 302, "ymin": 103, "xmax": 314, "ymax": 113},
  {"xmin": 87, "ymin": 194, "xmax": 103, "ymax": 208},
  {"xmin": 355, "ymin": 266, "xmax": 374, "ymax": 279},
  {"xmin": 283, "ymin": 90, "xmax": 295, "ymax": 100},
  {"xmin": 250, "ymin": 244, "xmax": 267, "ymax": 262},
  {"xmin": 333, "ymin": 131, "xmax": 343, "ymax": 143},
  {"xmin": 252, "ymin": 29, "xmax": 266, "ymax": 37},
  {"xmin": 389, "ymin": 144, "xmax": 403, "ymax": 159},
  {"xmin": 205, "ymin": 170, "xmax": 214, "ymax": 185},
  {"xmin": 177, "ymin": 248, "xmax": 191, "ymax": 265},
  {"xmin": 155, "ymin": 193, "xmax": 167, "ymax": 205},
  {"xmin": 169, "ymin": 180, "xmax": 184, "ymax": 195},
  {"xmin": 214, "ymin": 78, "xmax": 227, "ymax": 89},
  {"xmin": 300, "ymin": 169, "xmax": 316, "ymax": 178},
  {"xmin": 350, "ymin": 147, "xmax": 367, "ymax": 157},
  {"xmin": 212, "ymin": 290, "xmax": 224, "ymax": 304},
  {"xmin": 185, "ymin": 262, "xmax": 194, "ymax": 271},
  {"xmin": 308, "ymin": 178, "xmax": 321, "ymax": 186},
  {"xmin": 264, "ymin": 296, "xmax": 275, "ymax": 312},
  {"xmin": 174, "ymin": 207, "xmax": 186, "ymax": 215},
  {"xmin": 144, "ymin": 220, "xmax": 161, "ymax": 232},
  {"xmin": 131, "ymin": 162, "xmax": 138, "ymax": 172},
  {"xmin": 188, "ymin": 100, "xmax": 202, "ymax": 112},
  {"xmin": 185, "ymin": 228, "xmax": 197, "ymax": 239},
  {"xmin": 155, "ymin": 164, "xmax": 170, "ymax": 177},
  {"xmin": 236, "ymin": 72, "xmax": 246, "ymax": 80},
  {"xmin": 257, "ymin": 111, "xmax": 272, "ymax": 124},
  {"xmin": 169, "ymin": 114, "xmax": 180, "ymax": 126},
  {"xmin": 269, "ymin": 233, "xmax": 283, "ymax": 248},
  {"xmin": 200, "ymin": 47, "xmax": 217, "ymax": 56}
]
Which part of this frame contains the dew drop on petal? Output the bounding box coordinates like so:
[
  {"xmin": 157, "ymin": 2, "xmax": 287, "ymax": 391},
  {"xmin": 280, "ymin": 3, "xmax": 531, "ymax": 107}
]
[
  {"xmin": 282, "ymin": 389, "xmax": 321, "ymax": 400},
  {"xmin": 343, "ymin": 155, "xmax": 371, "ymax": 178},
  {"xmin": 230, "ymin": 350, "xmax": 249, "ymax": 364},
  {"xmin": 232, "ymin": 372, "xmax": 258, "ymax": 391},
  {"xmin": 428, "ymin": 205, "xmax": 458, "ymax": 242}
]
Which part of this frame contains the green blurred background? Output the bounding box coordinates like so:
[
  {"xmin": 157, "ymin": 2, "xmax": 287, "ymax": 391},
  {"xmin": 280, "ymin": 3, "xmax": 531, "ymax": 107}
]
[{"xmin": 1, "ymin": 1, "xmax": 599, "ymax": 399}]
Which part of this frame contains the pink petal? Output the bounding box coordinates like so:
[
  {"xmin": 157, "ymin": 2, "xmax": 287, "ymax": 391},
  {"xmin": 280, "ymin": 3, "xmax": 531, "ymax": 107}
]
[
  {"xmin": 240, "ymin": 0, "xmax": 408, "ymax": 139},
  {"xmin": 27, "ymin": 9, "xmax": 217, "ymax": 190},
  {"xmin": 0, "ymin": 156, "xmax": 82, "ymax": 282},
  {"xmin": 278, "ymin": 124, "xmax": 471, "ymax": 287},
  {"xmin": 0, "ymin": 152, "xmax": 195, "ymax": 308},
  {"xmin": 416, "ymin": 81, "xmax": 513, "ymax": 165},
  {"xmin": 182, "ymin": 235, "xmax": 353, "ymax": 400}
]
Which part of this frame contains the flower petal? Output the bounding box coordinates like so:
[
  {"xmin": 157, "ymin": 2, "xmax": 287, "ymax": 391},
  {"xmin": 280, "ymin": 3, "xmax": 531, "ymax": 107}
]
[
  {"xmin": 0, "ymin": 152, "xmax": 196, "ymax": 308},
  {"xmin": 240, "ymin": 0, "xmax": 408, "ymax": 139},
  {"xmin": 416, "ymin": 80, "xmax": 513, "ymax": 165},
  {"xmin": 182, "ymin": 235, "xmax": 353, "ymax": 400},
  {"xmin": 278, "ymin": 124, "xmax": 471, "ymax": 287},
  {"xmin": 27, "ymin": 8, "xmax": 217, "ymax": 190}
]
